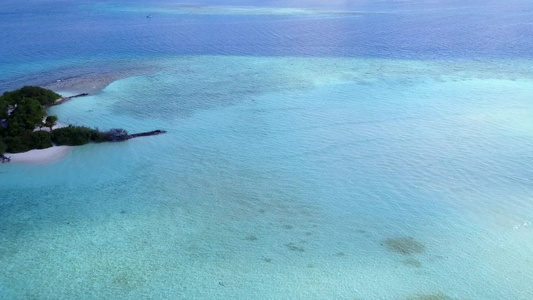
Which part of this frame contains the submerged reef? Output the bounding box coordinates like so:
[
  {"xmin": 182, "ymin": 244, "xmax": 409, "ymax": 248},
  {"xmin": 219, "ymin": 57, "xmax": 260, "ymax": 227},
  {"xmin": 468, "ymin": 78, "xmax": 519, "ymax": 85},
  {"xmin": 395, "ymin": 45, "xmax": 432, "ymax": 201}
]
[
  {"xmin": 406, "ymin": 292, "xmax": 456, "ymax": 300},
  {"xmin": 384, "ymin": 236, "xmax": 426, "ymax": 255},
  {"xmin": 285, "ymin": 242, "xmax": 305, "ymax": 252},
  {"xmin": 402, "ymin": 258, "xmax": 422, "ymax": 268},
  {"xmin": 244, "ymin": 234, "xmax": 258, "ymax": 241}
]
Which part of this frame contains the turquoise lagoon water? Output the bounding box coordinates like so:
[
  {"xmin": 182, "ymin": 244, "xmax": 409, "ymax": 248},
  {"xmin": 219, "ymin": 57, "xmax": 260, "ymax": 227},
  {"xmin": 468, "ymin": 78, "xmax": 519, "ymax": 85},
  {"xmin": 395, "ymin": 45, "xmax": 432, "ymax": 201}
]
[{"xmin": 2, "ymin": 1, "xmax": 533, "ymax": 299}]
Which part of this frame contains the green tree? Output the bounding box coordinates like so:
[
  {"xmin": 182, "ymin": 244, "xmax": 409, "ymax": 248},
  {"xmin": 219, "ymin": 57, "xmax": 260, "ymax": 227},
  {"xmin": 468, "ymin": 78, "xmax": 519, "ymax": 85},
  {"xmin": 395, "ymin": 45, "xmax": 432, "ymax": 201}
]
[
  {"xmin": 51, "ymin": 126, "xmax": 110, "ymax": 146},
  {"xmin": 7, "ymin": 98, "xmax": 46, "ymax": 133},
  {"xmin": 0, "ymin": 137, "xmax": 6, "ymax": 155},
  {"xmin": 30, "ymin": 131, "xmax": 52, "ymax": 149},
  {"xmin": 51, "ymin": 126, "xmax": 93, "ymax": 146},
  {"xmin": 0, "ymin": 97, "xmax": 7, "ymax": 119},
  {"xmin": 20, "ymin": 98, "xmax": 46, "ymax": 129},
  {"xmin": 45, "ymin": 115, "xmax": 58, "ymax": 131},
  {"xmin": 1, "ymin": 86, "xmax": 61, "ymax": 106},
  {"xmin": 4, "ymin": 133, "xmax": 32, "ymax": 153},
  {"xmin": 18, "ymin": 86, "xmax": 61, "ymax": 105},
  {"xmin": 6, "ymin": 119, "xmax": 25, "ymax": 137},
  {"xmin": 105, "ymin": 128, "xmax": 129, "ymax": 141}
]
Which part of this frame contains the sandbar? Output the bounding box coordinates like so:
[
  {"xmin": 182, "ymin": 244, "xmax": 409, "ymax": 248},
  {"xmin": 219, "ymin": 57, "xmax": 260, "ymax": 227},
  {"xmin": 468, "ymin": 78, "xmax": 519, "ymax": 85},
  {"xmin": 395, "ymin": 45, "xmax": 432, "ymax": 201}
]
[{"xmin": 5, "ymin": 146, "xmax": 72, "ymax": 164}]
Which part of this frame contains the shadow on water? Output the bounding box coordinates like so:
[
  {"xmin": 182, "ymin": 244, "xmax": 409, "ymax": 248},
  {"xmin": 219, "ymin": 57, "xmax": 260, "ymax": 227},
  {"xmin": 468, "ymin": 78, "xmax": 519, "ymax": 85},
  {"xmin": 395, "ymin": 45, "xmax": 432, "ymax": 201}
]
[{"xmin": 383, "ymin": 236, "xmax": 426, "ymax": 255}]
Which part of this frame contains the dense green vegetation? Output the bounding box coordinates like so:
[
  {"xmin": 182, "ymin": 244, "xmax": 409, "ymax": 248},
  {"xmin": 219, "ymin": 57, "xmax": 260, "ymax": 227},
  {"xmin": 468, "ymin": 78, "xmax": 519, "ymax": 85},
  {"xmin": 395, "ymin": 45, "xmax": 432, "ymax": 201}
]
[
  {"xmin": 31, "ymin": 131, "xmax": 53, "ymax": 149},
  {"xmin": 2, "ymin": 131, "xmax": 53, "ymax": 153},
  {"xmin": 51, "ymin": 126, "xmax": 109, "ymax": 146},
  {"xmin": 0, "ymin": 100, "xmax": 7, "ymax": 119},
  {"xmin": 0, "ymin": 86, "xmax": 116, "ymax": 153},
  {"xmin": 1, "ymin": 86, "xmax": 61, "ymax": 106},
  {"xmin": 0, "ymin": 86, "xmax": 61, "ymax": 152},
  {"xmin": 5, "ymin": 98, "xmax": 46, "ymax": 136},
  {"xmin": 0, "ymin": 86, "xmax": 152, "ymax": 157},
  {"xmin": 0, "ymin": 138, "xmax": 6, "ymax": 155}
]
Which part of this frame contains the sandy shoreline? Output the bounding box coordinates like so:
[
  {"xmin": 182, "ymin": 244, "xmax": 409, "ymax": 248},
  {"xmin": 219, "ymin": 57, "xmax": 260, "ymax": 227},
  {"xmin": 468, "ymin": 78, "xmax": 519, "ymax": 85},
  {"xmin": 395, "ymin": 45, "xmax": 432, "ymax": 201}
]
[
  {"xmin": 42, "ymin": 65, "xmax": 161, "ymax": 94},
  {"xmin": 5, "ymin": 146, "xmax": 72, "ymax": 164}
]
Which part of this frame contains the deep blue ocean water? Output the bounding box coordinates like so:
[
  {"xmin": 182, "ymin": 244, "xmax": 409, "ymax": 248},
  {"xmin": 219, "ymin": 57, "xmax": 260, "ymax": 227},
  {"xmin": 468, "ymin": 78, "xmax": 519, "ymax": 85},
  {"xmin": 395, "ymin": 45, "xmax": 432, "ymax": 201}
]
[{"xmin": 1, "ymin": 1, "xmax": 533, "ymax": 299}]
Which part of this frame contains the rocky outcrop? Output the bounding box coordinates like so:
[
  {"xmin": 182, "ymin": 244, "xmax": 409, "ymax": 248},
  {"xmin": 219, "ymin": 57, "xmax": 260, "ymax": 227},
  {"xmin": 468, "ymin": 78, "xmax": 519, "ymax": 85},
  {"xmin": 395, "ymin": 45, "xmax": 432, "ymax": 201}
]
[
  {"xmin": 126, "ymin": 130, "xmax": 167, "ymax": 140},
  {"xmin": 1, "ymin": 154, "xmax": 10, "ymax": 163},
  {"xmin": 107, "ymin": 129, "xmax": 167, "ymax": 141}
]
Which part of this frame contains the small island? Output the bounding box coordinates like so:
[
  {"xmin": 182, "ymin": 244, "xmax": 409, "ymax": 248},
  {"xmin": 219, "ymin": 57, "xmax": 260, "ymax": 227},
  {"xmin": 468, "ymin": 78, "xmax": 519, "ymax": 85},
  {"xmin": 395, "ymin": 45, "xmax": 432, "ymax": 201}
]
[{"xmin": 0, "ymin": 86, "xmax": 165, "ymax": 163}]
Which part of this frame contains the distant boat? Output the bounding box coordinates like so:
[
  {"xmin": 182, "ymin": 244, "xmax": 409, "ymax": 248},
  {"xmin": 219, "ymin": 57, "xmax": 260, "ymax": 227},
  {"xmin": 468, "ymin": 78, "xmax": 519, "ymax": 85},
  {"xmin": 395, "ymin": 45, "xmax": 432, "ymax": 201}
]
[{"xmin": 146, "ymin": 14, "xmax": 152, "ymax": 18}]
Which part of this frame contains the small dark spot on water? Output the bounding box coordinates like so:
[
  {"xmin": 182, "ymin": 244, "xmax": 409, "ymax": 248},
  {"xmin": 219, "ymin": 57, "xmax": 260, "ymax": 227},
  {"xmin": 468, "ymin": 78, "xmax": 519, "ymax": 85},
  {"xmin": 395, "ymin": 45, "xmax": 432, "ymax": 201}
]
[
  {"xmin": 307, "ymin": 263, "xmax": 314, "ymax": 268},
  {"xmin": 304, "ymin": 231, "xmax": 313, "ymax": 236},
  {"xmin": 120, "ymin": 210, "xmax": 127, "ymax": 214},
  {"xmin": 334, "ymin": 252, "xmax": 346, "ymax": 257},
  {"xmin": 403, "ymin": 258, "xmax": 422, "ymax": 268},
  {"xmin": 384, "ymin": 236, "xmax": 425, "ymax": 255},
  {"xmin": 356, "ymin": 229, "xmax": 366, "ymax": 234},
  {"xmin": 218, "ymin": 281, "xmax": 225, "ymax": 287},
  {"xmin": 24, "ymin": 292, "xmax": 39, "ymax": 300},
  {"xmin": 282, "ymin": 224, "xmax": 293, "ymax": 230},
  {"xmin": 406, "ymin": 292, "xmax": 455, "ymax": 300},
  {"xmin": 244, "ymin": 234, "xmax": 258, "ymax": 241},
  {"xmin": 258, "ymin": 209, "xmax": 266, "ymax": 213},
  {"xmin": 263, "ymin": 257, "xmax": 272, "ymax": 263},
  {"xmin": 0, "ymin": 246, "xmax": 19, "ymax": 259},
  {"xmin": 285, "ymin": 242, "xmax": 305, "ymax": 252},
  {"xmin": 112, "ymin": 271, "xmax": 143, "ymax": 291}
]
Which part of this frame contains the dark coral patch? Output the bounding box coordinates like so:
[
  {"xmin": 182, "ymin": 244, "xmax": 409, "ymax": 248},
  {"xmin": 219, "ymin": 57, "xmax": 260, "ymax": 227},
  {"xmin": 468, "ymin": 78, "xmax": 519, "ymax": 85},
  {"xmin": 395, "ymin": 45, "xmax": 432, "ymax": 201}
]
[{"xmin": 384, "ymin": 236, "xmax": 425, "ymax": 255}]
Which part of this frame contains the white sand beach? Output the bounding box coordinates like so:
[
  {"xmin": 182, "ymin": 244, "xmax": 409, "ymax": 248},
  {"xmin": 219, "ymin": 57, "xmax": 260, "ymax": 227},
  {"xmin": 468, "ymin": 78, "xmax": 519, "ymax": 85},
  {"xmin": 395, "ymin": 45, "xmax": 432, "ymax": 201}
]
[
  {"xmin": 6, "ymin": 146, "xmax": 72, "ymax": 164},
  {"xmin": 34, "ymin": 121, "xmax": 67, "ymax": 132}
]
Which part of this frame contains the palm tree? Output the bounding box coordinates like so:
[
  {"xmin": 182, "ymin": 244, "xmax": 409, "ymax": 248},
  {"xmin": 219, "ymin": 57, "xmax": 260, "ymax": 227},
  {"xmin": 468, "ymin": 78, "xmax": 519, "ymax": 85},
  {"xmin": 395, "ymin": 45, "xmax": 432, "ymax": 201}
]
[{"xmin": 45, "ymin": 115, "xmax": 58, "ymax": 131}]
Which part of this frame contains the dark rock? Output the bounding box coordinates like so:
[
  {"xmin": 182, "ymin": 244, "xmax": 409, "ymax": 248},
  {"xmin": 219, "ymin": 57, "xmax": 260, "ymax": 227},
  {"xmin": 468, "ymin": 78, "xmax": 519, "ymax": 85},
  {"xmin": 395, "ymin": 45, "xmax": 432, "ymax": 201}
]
[{"xmin": 1, "ymin": 154, "xmax": 11, "ymax": 163}]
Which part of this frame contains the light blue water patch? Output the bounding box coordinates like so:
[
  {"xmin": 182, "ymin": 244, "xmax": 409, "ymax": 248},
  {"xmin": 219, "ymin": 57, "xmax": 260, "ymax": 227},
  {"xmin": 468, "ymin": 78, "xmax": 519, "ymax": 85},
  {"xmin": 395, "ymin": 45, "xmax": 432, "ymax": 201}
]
[
  {"xmin": 2, "ymin": 0, "xmax": 533, "ymax": 298},
  {"xmin": 1, "ymin": 56, "xmax": 533, "ymax": 299}
]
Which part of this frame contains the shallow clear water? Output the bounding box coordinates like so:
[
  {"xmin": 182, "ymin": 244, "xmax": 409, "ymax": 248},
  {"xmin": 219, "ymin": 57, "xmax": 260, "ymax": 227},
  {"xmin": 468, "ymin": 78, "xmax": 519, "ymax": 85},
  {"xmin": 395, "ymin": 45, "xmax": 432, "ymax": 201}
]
[{"xmin": 1, "ymin": 1, "xmax": 533, "ymax": 299}]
